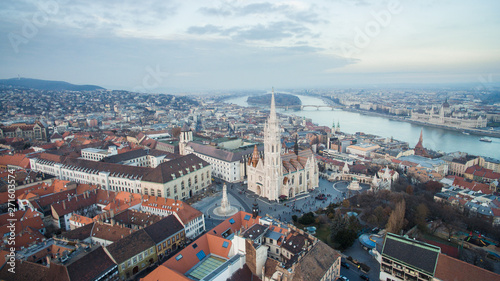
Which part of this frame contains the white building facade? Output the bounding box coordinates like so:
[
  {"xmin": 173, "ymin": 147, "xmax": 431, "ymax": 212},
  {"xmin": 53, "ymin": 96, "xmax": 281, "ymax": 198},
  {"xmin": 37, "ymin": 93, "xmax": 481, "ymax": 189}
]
[{"xmin": 246, "ymin": 92, "xmax": 319, "ymax": 202}]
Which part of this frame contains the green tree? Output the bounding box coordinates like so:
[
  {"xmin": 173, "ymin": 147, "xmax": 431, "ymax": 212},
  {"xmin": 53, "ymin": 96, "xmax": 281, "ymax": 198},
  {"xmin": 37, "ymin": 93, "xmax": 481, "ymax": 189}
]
[{"xmin": 298, "ymin": 212, "xmax": 315, "ymax": 225}]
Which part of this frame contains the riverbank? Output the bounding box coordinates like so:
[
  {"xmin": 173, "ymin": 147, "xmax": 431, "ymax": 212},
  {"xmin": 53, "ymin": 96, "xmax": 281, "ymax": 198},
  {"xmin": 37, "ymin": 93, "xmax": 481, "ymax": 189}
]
[{"xmin": 320, "ymin": 97, "xmax": 500, "ymax": 138}]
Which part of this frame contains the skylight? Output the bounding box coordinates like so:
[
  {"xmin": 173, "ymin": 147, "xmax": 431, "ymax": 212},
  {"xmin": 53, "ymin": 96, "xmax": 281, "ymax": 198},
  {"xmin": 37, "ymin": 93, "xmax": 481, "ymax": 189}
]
[
  {"xmin": 192, "ymin": 243, "xmax": 198, "ymax": 249},
  {"xmin": 196, "ymin": 250, "xmax": 206, "ymax": 261},
  {"xmin": 175, "ymin": 254, "xmax": 183, "ymax": 261},
  {"xmin": 222, "ymin": 241, "xmax": 229, "ymax": 248},
  {"xmin": 244, "ymin": 214, "xmax": 251, "ymax": 221},
  {"xmin": 229, "ymin": 218, "xmax": 235, "ymax": 224}
]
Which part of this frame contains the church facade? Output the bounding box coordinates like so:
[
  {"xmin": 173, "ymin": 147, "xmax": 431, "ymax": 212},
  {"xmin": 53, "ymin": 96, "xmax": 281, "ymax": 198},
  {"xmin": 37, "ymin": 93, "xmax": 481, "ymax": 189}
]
[{"xmin": 246, "ymin": 92, "xmax": 319, "ymax": 201}]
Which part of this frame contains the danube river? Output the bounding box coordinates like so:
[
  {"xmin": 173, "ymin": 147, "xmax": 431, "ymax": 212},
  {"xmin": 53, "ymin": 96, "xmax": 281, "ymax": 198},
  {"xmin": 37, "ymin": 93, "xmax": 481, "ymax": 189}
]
[{"xmin": 226, "ymin": 95, "xmax": 500, "ymax": 159}]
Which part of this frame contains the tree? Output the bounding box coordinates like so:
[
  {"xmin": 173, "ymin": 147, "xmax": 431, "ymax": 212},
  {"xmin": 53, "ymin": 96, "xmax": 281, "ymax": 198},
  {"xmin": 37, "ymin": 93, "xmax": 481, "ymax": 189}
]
[
  {"xmin": 298, "ymin": 212, "xmax": 315, "ymax": 225},
  {"xmin": 460, "ymin": 248, "xmax": 494, "ymax": 271},
  {"xmin": 415, "ymin": 203, "xmax": 429, "ymax": 231},
  {"xmin": 330, "ymin": 210, "xmax": 346, "ymax": 240},
  {"xmin": 292, "ymin": 215, "xmax": 298, "ymax": 222},
  {"xmin": 406, "ymin": 185, "xmax": 414, "ymax": 195},
  {"xmin": 386, "ymin": 199, "xmax": 406, "ymax": 234},
  {"xmin": 171, "ymin": 127, "xmax": 182, "ymax": 138},
  {"xmin": 425, "ymin": 181, "xmax": 443, "ymax": 194},
  {"xmin": 334, "ymin": 229, "xmax": 357, "ymax": 251},
  {"xmin": 342, "ymin": 199, "xmax": 350, "ymax": 209}
]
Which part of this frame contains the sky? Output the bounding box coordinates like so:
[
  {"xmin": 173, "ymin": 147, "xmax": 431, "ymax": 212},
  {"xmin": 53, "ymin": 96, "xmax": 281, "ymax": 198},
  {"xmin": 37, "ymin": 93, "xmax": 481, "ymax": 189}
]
[{"xmin": 1, "ymin": 0, "xmax": 499, "ymax": 92}]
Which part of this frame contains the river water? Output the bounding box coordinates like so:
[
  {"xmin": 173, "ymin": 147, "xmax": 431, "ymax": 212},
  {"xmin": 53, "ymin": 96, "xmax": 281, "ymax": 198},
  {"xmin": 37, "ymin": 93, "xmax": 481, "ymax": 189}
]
[{"xmin": 225, "ymin": 95, "xmax": 500, "ymax": 159}]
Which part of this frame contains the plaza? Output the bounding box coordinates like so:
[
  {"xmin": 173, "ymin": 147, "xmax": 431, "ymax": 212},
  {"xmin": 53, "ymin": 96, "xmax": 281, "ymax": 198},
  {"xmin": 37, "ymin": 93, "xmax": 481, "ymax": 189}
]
[{"xmin": 192, "ymin": 178, "xmax": 371, "ymax": 230}]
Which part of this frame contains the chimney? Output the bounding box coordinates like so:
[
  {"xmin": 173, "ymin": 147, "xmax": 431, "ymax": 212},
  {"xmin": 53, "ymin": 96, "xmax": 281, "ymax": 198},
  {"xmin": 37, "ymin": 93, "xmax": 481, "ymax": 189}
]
[
  {"xmin": 62, "ymin": 201, "xmax": 66, "ymax": 210},
  {"xmin": 45, "ymin": 256, "xmax": 51, "ymax": 267}
]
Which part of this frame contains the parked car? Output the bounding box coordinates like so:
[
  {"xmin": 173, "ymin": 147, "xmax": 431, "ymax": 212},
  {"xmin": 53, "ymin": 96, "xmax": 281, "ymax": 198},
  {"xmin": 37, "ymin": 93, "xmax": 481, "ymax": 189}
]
[
  {"xmin": 360, "ymin": 274, "xmax": 370, "ymax": 281},
  {"xmin": 341, "ymin": 261, "xmax": 350, "ymax": 269}
]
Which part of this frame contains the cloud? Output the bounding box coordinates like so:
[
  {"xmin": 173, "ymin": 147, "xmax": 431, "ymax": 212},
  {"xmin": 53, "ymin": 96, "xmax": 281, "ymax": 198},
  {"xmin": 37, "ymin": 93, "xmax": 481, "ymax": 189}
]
[
  {"xmin": 187, "ymin": 24, "xmax": 225, "ymax": 35},
  {"xmin": 199, "ymin": 5, "xmax": 233, "ymax": 16},
  {"xmin": 187, "ymin": 21, "xmax": 313, "ymax": 42},
  {"xmin": 199, "ymin": 1, "xmax": 324, "ymax": 24},
  {"xmin": 235, "ymin": 21, "xmax": 310, "ymax": 41}
]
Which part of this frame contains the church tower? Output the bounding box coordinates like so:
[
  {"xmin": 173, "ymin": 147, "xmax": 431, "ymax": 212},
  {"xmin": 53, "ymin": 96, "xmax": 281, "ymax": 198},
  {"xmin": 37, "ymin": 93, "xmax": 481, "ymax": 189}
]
[
  {"xmin": 414, "ymin": 129, "xmax": 429, "ymax": 157},
  {"xmin": 179, "ymin": 123, "xmax": 193, "ymax": 155},
  {"xmin": 263, "ymin": 89, "xmax": 283, "ymax": 201}
]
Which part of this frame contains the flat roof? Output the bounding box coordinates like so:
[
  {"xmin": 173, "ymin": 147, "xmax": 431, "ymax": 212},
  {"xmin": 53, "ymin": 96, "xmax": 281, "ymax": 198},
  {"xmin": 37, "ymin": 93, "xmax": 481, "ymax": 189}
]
[{"xmin": 188, "ymin": 255, "xmax": 227, "ymax": 280}]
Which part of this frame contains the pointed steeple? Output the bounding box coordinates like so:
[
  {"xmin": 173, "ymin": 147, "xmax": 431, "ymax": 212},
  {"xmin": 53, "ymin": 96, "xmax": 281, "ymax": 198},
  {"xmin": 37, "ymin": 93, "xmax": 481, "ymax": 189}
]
[
  {"xmin": 336, "ymin": 121, "xmax": 340, "ymax": 132},
  {"xmin": 269, "ymin": 87, "xmax": 277, "ymax": 122},
  {"xmin": 383, "ymin": 166, "xmax": 390, "ymax": 180},
  {"xmin": 419, "ymin": 129, "xmax": 423, "ymax": 144},
  {"xmin": 251, "ymin": 144, "xmax": 260, "ymax": 167},
  {"xmin": 294, "ymin": 134, "xmax": 299, "ymax": 155},
  {"xmin": 342, "ymin": 161, "xmax": 349, "ymax": 174}
]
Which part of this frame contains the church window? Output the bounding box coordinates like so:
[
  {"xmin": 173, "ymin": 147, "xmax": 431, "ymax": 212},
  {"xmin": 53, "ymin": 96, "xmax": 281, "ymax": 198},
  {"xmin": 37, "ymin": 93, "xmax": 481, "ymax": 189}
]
[{"xmin": 299, "ymin": 174, "xmax": 303, "ymax": 185}]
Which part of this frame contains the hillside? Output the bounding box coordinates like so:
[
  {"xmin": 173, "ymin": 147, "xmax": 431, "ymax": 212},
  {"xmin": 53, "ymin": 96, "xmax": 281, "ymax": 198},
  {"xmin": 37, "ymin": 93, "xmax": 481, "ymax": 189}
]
[{"xmin": 0, "ymin": 78, "xmax": 105, "ymax": 91}]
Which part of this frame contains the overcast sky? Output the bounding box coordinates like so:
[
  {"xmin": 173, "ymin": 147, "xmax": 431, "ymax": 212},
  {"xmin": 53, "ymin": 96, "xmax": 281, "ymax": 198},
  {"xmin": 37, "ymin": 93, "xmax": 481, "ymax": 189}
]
[{"xmin": 1, "ymin": 0, "xmax": 499, "ymax": 92}]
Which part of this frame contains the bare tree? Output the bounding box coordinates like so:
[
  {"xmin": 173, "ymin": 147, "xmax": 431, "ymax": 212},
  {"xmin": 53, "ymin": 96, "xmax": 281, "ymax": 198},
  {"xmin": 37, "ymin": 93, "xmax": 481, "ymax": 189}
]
[
  {"xmin": 171, "ymin": 127, "xmax": 181, "ymax": 138},
  {"xmin": 386, "ymin": 199, "xmax": 406, "ymax": 234}
]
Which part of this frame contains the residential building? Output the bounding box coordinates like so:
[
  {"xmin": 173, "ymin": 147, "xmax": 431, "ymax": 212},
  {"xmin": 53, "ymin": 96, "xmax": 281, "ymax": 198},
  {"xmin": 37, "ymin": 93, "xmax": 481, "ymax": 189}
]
[
  {"xmin": 464, "ymin": 165, "xmax": 500, "ymax": 183},
  {"xmin": 379, "ymin": 233, "xmax": 500, "ymax": 281},
  {"xmin": 441, "ymin": 153, "xmax": 483, "ymax": 177},
  {"xmin": 80, "ymin": 146, "xmax": 118, "ymax": 161},
  {"xmin": 140, "ymin": 195, "xmax": 205, "ymax": 239},
  {"xmin": 0, "ymin": 121, "xmax": 48, "ymax": 141},
  {"xmin": 143, "ymin": 211, "xmax": 341, "ymax": 281},
  {"xmin": 29, "ymin": 153, "xmax": 211, "ymax": 200},
  {"xmin": 0, "ymin": 245, "xmax": 118, "ymax": 281},
  {"xmin": 346, "ymin": 143, "xmax": 381, "ymax": 157},
  {"xmin": 104, "ymin": 228, "xmax": 158, "ymax": 280},
  {"xmin": 143, "ymin": 215, "xmax": 186, "ymax": 259}
]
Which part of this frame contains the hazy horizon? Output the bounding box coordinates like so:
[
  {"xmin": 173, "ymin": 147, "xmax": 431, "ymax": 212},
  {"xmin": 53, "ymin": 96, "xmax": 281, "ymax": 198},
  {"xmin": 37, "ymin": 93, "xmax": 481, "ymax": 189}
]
[{"xmin": 1, "ymin": 0, "xmax": 499, "ymax": 92}]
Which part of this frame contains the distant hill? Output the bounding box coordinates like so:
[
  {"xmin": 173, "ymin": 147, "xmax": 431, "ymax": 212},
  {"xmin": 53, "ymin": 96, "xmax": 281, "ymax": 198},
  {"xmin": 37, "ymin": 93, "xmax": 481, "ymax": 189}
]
[
  {"xmin": 0, "ymin": 78, "xmax": 105, "ymax": 91},
  {"xmin": 247, "ymin": 93, "xmax": 301, "ymax": 107}
]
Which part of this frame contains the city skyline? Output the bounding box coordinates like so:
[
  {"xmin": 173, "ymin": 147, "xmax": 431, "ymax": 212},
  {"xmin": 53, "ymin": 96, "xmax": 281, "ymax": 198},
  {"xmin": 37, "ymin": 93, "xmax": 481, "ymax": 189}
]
[{"xmin": 1, "ymin": 0, "xmax": 500, "ymax": 91}]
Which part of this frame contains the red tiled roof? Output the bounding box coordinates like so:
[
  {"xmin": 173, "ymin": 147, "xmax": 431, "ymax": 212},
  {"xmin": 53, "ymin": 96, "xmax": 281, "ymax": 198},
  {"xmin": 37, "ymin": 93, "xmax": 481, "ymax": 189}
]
[
  {"xmin": 434, "ymin": 253, "xmax": 500, "ymax": 281},
  {"xmin": 452, "ymin": 178, "xmax": 492, "ymax": 194},
  {"xmin": 465, "ymin": 165, "xmax": 500, "ymax": 180},
  {"xmin": 162, "ymin": 233, "xmax": 231, "ymax": 275},
  {"xmin": 0, "ymin": 153, "xmax": 30, "ymax": 168}
]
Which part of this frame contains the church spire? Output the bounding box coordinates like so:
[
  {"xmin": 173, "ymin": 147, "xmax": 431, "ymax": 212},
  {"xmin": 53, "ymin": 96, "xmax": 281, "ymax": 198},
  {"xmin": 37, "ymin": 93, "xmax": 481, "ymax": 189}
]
[
  {"xmin": 250, "ymin": 144, "xmax": 260, "ymax": 167},
  {"xmin": 294, "ymin": 134, "xmax": 299, "ymax": 155},
  {"xmin": 270, "ymin": 87, "xmax": 277, "ymax": 122},
  {"xmin": 419, "ymin": 129, "xmax": 423, "ymax": 144}
]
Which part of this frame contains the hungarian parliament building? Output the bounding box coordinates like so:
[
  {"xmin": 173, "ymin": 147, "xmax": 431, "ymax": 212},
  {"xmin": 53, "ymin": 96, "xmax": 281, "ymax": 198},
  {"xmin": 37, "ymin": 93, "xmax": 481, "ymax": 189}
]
[{"xmin": 410, "ymin": 100, "xmax": 487, "ymax": 129}]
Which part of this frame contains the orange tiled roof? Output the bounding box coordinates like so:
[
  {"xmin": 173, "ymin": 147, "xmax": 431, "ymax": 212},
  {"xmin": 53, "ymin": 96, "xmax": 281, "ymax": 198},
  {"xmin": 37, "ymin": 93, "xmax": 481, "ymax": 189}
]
[
  {"xmin": 435, "ymin": 253, "xmax": 500, "ymax": 281},
  {"xmin": 0, "ymin": 153, "xmax": 30, "ymax": 169},
  {"xmin": 141, "ymin": 195, "xmax": 202, "ymax": 224},
  {"xmin": 163, "ymin": 233, "xmax": 231, "ymax": 275}
]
